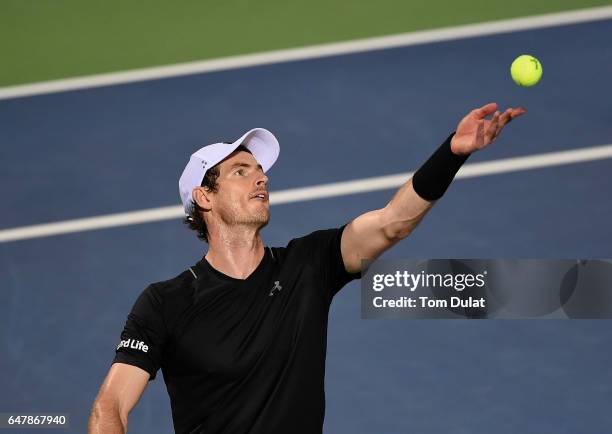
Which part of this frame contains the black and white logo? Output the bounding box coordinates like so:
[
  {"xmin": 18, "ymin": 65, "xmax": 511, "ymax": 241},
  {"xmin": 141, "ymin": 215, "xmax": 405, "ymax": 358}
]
[
  {"xmin": 117, "ymin": 338, "xmax": 149, "ymax": 353},
  {"xmin": 269, "ymin": 281, "xmax": 282, "ymax": 297}
]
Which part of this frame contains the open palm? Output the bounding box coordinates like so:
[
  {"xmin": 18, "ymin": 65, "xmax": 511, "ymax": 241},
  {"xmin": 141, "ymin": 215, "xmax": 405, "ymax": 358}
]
[{"xmin": 450, "ymin": 102, "xmax": 527, "ymax": 155}]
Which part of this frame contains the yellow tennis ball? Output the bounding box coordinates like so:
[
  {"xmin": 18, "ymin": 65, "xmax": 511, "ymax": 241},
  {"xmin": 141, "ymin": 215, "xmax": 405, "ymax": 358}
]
[{"xmin": 510, "ymin": 54, "xmax": 543, "ymax": 87}]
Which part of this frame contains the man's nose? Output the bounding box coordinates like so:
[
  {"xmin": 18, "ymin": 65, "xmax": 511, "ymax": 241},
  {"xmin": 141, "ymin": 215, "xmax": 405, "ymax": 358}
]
[{"xmin": 256, "ymin": 172, "xmax": 268, "ymax": 187}]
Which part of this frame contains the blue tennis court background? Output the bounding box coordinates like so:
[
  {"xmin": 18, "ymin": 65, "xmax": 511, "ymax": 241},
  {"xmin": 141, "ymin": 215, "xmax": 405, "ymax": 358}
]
[{"xmin": 1, "ymin": 20, "xmax": 612, "ymax": 433}]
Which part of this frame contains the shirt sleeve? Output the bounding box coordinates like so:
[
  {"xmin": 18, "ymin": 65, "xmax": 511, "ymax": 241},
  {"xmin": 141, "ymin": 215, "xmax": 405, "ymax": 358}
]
[
  {"xmin": 300, "ymin": 224, "xmax": 361, "ymax": 300},
  {"xmin": 112, "ymin": 284, "xmax": 168, "ymax": 381}
]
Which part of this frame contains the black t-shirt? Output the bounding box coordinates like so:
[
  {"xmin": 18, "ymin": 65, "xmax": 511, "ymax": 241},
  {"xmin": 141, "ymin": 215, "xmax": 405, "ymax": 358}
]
[{"xmin": 113, "ymin": 225, "xmax": 360, "ymax": 434}]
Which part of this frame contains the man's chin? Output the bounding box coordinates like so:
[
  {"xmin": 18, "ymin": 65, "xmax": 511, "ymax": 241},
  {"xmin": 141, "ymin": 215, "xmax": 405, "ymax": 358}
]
[
  {"xmin": 249, "ymin": 203, "xmax": 270, "ymax": 225},
  {"xmin": 256, "ymin": 212, "xmax": 270, "ymax": 228},
  {"xmin": 226, "ymin": 204, "xmax": 270, "ymax": 228},
  {"xmin": 257, "ymin": 217, "xmax": 270, "ymax": 230},
  {"xmin": 244, "ymin": 210, "xmax": 270, "ymax": 228}
]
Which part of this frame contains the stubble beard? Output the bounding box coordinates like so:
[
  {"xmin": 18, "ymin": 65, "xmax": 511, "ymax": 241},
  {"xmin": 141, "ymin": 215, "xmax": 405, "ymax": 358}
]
[{"xmin": 224, "ymin": 200, "xmax": 270, "ymax": 230}]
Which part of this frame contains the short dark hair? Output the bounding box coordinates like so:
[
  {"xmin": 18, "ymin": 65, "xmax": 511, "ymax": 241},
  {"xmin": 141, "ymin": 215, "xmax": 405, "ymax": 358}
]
[{"xmin": 183, "ymin": 145, "xmax": 251, "ymax": 243}]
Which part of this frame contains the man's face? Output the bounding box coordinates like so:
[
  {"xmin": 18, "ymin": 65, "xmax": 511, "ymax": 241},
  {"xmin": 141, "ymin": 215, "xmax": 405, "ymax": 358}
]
[{"xmin": 209, "ymin": 150, "xmax": 270, "ymax": 228}]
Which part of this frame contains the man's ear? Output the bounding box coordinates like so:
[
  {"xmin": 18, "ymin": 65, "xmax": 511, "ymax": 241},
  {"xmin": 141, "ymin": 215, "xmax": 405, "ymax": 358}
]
[{"xmin": 192, "ymin": 187, "xmax": 212, "ymax": 211}]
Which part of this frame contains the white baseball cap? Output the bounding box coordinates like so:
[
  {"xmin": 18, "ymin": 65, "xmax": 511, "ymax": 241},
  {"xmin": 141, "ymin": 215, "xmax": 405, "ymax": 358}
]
[{"xmin": 179, "ymin": 128, "xmax": 280, "ymax": 215}]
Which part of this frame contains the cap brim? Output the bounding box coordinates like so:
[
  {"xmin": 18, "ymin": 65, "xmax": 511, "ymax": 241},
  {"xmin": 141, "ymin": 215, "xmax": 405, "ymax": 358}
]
[{"xmin": 231, "ymin": 128, "xmax": 280, "ymax": 173}]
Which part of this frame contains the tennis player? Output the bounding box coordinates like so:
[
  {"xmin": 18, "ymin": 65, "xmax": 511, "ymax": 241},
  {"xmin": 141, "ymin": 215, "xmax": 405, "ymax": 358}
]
[{"xmin": 88, "ymin": 102, "xmax": 525, "ymax": 434}]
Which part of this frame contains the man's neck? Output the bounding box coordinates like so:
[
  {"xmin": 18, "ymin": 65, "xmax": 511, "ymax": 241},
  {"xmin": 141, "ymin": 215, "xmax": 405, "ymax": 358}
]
[{"xmin": 205, "ymin": 226, "xmax": 265, "ymax": 280}]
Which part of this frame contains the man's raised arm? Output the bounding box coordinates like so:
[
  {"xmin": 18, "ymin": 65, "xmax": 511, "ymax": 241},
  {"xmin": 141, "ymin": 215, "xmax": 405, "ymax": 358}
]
[{"xmin": 341, "ymin": 102, "xmax": 526, "ymax": 273}]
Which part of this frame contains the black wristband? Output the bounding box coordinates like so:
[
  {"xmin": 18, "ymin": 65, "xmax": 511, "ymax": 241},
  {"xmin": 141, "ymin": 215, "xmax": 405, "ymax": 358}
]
[{"xmin": 412, "ymin": 132, "xmax": 469, "ymax": 201}]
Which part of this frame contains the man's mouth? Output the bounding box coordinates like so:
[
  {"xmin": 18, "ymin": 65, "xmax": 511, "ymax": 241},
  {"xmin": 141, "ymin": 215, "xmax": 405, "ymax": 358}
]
[{"xmin": 249, "ymin": 191, "xmax": 269, "ymax": 201}]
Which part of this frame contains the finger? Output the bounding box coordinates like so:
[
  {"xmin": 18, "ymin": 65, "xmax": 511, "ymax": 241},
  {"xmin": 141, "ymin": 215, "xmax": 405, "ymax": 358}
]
[
  {"xmin": 471, "ymin": 102, "xmax": 498, "ymax": 120},
  {"xmin": 510, "ymin": 107, "xmax": 527, "ymax": 118},
  {"xmin": 476, "ymin": 119, "xmax": 485, "ymax": 148},
  {"xmin": 495, "ymin": 121, "xmax": 505, "ymax": 137},
  {"xmin": 495, "ymin": 106, "xmax": 526, "ymax": 136},
  {"xmin": 497, "ymin": 109, "xmax": 513, "ymax": 131},
  {"xmin": 499, "ymin": 106, "xmax": 526, "ymax": 126},
  {"xmin": 484, "ymin": 111, "xmax": 500, "ymax": 145}
]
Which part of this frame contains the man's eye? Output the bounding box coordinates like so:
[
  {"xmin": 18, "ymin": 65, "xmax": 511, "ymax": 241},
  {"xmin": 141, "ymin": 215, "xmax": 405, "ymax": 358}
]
[{"xmin": 235, "ymin": 169, "xmax": 244, "ymax": 175}]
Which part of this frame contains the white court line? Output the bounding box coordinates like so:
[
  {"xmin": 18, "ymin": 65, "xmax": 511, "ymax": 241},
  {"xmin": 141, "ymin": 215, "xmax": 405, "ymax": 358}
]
[
  {"xmin": 1, "ymin": 6, "xmax": 611, "ymax": 100},
  {"xmin": 2, "ymin": 143, "xmax": 612, "ymax": 243}
]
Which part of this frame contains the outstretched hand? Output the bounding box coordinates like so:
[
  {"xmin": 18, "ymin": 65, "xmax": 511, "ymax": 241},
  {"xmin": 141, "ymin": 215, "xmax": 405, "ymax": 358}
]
[{"xmin": 450, "ymin": 102, "xmax": 527, "ymax": 155}]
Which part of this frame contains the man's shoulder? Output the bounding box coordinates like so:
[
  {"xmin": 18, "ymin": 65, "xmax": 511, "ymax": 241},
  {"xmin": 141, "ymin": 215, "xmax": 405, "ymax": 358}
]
[
  {"xmin": 271, "ymin": 225, "xmax": 346, "ymax": 260},
  {"xmin": 282, "ymin": 226, "xmax": 345, "ymax": 248},
  {"xmin": 143, "ymin": 267, "xmax": 198, "ymax": 304}
]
